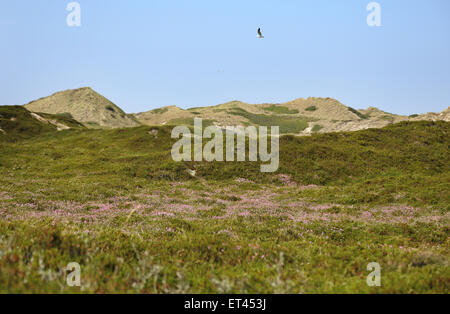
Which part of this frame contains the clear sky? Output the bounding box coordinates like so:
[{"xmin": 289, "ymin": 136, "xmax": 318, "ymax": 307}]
[{"xmin": 1, "ymin": 0, "xmax": 449, "ymax": 115}]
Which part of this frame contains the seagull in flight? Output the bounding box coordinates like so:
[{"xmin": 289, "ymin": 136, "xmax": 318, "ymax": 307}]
[{"xmin": 257, "ymin": 28, "xmax": 264, "ymax": 39}]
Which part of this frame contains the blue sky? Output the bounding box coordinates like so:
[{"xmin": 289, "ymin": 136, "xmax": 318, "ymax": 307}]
[{"xmin": 1, "ymin": 0, "xmax": 449, "ymax": 115}]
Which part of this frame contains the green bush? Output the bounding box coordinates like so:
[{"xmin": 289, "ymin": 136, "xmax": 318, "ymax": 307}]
[
  {"xmin": 152, "ymin": 108, "xmax": 169, "ymax": 114},
  {"xmin": 229, "ymin": 108, "xmax": 309, "ymax": 133},
  {"xmin": 168, "ymin": 117, "xmax": 216, "ymax": 127},
  {"xmin": 105, "ymin": 105, "xmax": 116, "ymax": 112},
  {"xmin": 264, "ymin": 105, "xmax": 299, "ymax": 114},
  {"xmin": 348, "ymin": 107, "xmax": 368, "ymax": 119},
  {"xmin": 312, "ymin": 124, "xmax": 323, "ymax": 132}
]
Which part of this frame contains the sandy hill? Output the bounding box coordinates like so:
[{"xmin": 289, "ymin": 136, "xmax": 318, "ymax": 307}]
[
  {"xmin": 410, "ymin": 106, "xmax": 450, "ymax": 122},
  {"xmin": 24, "ymin": 87, "xmax": 140, "ymax": 129},
  {"xmin": 134, "ymin": 97, "xmax": 449, "ymax": 135},
  {"xmin": 22, "ymin": 87, "xmax": 448, "ymax": 134}
]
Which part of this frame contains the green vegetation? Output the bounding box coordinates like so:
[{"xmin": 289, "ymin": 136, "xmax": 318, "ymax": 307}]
[
  {"xmin": 167, "ymin": 117, "xmax": 216, "ymax": 128},
  {"xmin": 311, "ymin": 124, "xmax": 323, "ymax": 133},
  {"xmin": 152, "ymin": 108, "xmax": 169, "ymax": 115},
  {"xmin": 0, "ymin": 120, "xmax": 448, "ymax": 293},
  {"xmin": 229, "ymin": 108, "xmax": 310, "ymax": 134},
  {"xmin": 380, "ymin": 115, "xmax": 395, "ymax": 123},
  {"xmin": 0, "ymin": 106, "xmax": 54, "ymax": 141},
  {"xmin": 105, "ymin": 105, "xmax": 116, "ymax": 112},
  {"xmin": 305, "ymin": 106, "xmax": 318, "ymax": 112},
  {"xmin": 37, "ymin": 112, "xmax": 86, "ymax": 129},
  {"xmin": 409, "ymin": 114, "xmax": 419, "ymax": 118},
  {"xmin": 263, "ymin": 105, "xmax": 299, "ymax": 115},
  {"xmin": 0, "ymin": 106, "xmax": 84, "ymax": 142},
  {"xmin": 84, "ymin": 121, "xmax": 101, "ymax": 128},
  {"xmin": 348, "ymin": 107, "xmax": 369, "ymax": 120},
  {"xmin": 52, "ymin": 112, "xmax": 74, "ymax": 119}
]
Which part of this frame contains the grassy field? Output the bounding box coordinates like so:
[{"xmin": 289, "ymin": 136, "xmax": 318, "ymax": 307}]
[{"xmin": 0, "ymin": 120, "xmax": 448, "ymax": 293}]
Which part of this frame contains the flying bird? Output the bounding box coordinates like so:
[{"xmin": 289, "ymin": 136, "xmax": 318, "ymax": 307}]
[{"xmin": 257, "ymin": 28, "xmax": 264, "ymax": 39}]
